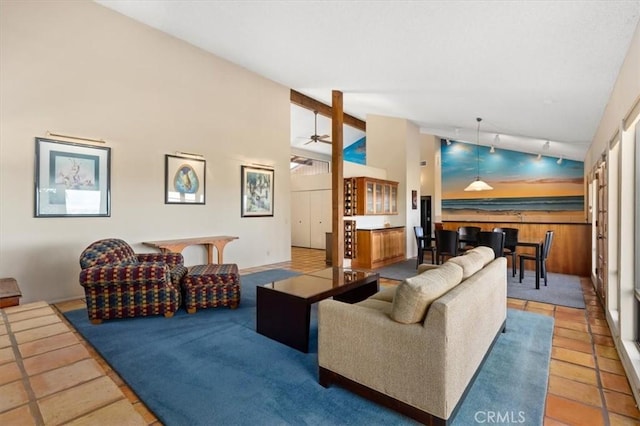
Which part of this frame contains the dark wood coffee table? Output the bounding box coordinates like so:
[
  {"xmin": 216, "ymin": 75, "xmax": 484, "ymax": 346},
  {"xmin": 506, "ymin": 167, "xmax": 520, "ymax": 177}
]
[{"xmin": 256, "ymin": 267, "xmax": 379, "ymax": 352}]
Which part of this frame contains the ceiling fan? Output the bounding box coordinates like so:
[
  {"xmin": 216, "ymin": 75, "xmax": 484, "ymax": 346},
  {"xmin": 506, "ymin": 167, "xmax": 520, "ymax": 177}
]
[{"xmin": 304, "ymin": 111, "xmax": 332, "ymax": 145}]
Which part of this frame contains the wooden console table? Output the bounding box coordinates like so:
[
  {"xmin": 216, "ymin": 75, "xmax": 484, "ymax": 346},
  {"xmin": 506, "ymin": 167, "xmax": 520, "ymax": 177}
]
[
  {"xmin": 0, "ymin": 277, "xmax": 21, "ymax": 308},
  {"xmin": 142, "ymin": 236, "xmax": 239, "ymax": 264}
]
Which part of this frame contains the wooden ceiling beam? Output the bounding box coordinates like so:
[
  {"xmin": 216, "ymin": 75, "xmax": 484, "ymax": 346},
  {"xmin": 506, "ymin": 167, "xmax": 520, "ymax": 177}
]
[{"xmin": 290, "ymin": 89, "xmax": 366, "ymax": 132}]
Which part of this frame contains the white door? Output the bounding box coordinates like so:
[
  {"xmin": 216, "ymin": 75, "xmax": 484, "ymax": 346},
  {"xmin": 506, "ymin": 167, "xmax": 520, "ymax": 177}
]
[
  {"xmin": 291, "ymin": 191, "xmax": 310, "ymax": 247},
  {"xmin": 309, "ymin": 190, "xmax": 332, "ymax": 249}
]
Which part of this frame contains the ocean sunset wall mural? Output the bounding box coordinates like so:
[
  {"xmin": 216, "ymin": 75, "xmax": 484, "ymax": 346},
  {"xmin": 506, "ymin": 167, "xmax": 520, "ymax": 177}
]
[{"xmin": 441, "ymin": 139, "xmax": 584, "ymax": 218}]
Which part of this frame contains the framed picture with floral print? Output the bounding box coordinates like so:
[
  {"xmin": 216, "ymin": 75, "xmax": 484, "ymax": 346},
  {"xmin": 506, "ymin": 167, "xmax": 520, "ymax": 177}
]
[
  {"xmin": 34, "ymin": 137, "xmax": 111, "ymax": 217},
  {"xmin": 241, "ymin": 165, "xmax": 274, "ymax": 217}
]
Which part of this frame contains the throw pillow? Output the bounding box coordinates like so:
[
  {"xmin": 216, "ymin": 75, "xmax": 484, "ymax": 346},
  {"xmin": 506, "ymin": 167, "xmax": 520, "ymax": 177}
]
[{"xmin": 390, "ymin": 262, "xmax": 463, "ymax": 324}]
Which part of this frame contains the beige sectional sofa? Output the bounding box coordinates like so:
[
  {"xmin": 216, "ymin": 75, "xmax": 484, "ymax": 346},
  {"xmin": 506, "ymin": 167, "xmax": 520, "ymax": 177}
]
[{"xmin": 318, "ymin": 246, "xmax": 507, "ymax": 425}]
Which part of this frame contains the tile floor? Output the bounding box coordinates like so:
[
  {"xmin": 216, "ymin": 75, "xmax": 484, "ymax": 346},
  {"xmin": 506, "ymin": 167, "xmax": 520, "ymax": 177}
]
[{"xmin": 1, "ymin": 247, "xmax": 639, "ymax": 425}]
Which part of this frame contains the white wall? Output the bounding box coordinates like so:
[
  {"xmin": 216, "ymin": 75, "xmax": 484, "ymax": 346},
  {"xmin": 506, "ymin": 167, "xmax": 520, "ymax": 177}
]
[
  {"xmin": 582, "ymin": 21, "xmax": 640, "ymax": 407},
  {"xmin": 420, "ymin": 133, "xmax": 439, "ymax": 227},
  {"xmin": 419, "ymin": 134, "xmax": 438, "ymax": 197},
  {"xmin": 290, "ymin": 173, "xmax": 331, "ymax": 192},
  {"xmin": 404, "ymin": 121, "xmax": 421, "ymax": 256},
  {"xmin": 366, "ymin": 114, "xmax": 421, "ymax": 257},
  {"xmin": 586, "ymin": 23, "xmax": 640, "ymax": 168},
  {"xmin": 0, "ymin": 1, "xmax": 292, "ymax": 303}
]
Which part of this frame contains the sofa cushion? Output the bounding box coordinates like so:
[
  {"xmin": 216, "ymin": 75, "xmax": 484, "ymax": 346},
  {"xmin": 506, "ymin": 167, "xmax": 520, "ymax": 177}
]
[
  {"xmin": 417, "ymin": 263, "xmax": 440, "ymax": 274},
  {"xmin": 467, "ymin": 246, "xmax": 495, "ymax": 266},
  {"xmin": 356, "ymin": 298, "xmax": 393, "ymax": 315},
  {"xmin": 368, "ymin": 286, "xmax": 397, "ymax": 303},
  {"xmin": 390, "ymin": 262, "xmax": 463, "ymax": 324},
  {"xmin": 447, "ymin": 250, "xmax": 486, "ymax": 280}
]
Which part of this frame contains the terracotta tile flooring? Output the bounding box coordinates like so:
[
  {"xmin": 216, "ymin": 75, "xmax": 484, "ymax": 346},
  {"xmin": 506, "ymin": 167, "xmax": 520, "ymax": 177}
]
[{"xmin": 1, "ymin": 247, "xmax": 639, "ymax": 425}]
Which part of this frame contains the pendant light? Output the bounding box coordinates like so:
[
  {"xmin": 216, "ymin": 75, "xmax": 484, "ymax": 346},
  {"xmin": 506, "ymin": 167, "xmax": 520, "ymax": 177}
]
[{"xmin": 464, "ymin": 117, "xmax": 493, "ymax": 191}]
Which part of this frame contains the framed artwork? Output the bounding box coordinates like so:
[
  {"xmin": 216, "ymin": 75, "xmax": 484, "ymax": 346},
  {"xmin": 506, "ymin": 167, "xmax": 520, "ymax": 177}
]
[
  {"xmin": 34, "ymin": 137, "xmax": 111, "ymax": 217},
  {"xmin": 412, "ymin": 190, "xmax": 418, "ymax": 209},
  {"xmin": 165, "ymin": 154, "xmax": 206, "ymax": 204},
  {"xmin": 241, "ymin": 165, "xmax": 274, "ymax": 217}
]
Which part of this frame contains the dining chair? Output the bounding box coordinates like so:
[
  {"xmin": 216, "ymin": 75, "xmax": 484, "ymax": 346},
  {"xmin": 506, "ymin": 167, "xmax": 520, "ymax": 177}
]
[
  {"xmin": 435, "ymin": 229, "xmax": 459, "ymax": 265},
  {"xmin": 457, "ymin": 226, "xmax": 481, "ymax": 253},
  {"xmin": 477, "ymin": 231, "xmax": 505, "ymax": 259},
  {"xmin": 519, "ymin": 230, "xmax": 554, "ymax": 286},
  {"xmin": 493, "ymin": 227, "xmax": 519, "ymax": 277},
  {"xmin": 414, "ymin": 226, "xmax": 436, "ymax": 268}
]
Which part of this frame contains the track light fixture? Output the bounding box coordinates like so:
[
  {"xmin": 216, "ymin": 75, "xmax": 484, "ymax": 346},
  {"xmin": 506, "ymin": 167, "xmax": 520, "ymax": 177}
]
[
  {"xmin": 537, "ymin": 153, "xmax": 542, "ymax": 160},
  {"xmin": 489, "ymin": 145, "xmax": 495, "ymax": 154},
  {"xmin": 557, "ymin": 156, "xmax": 563, "ymax": 165},
  {"xmin": 543, "ymin": 140, "xmax": 550, "ymax": 150},
  {"xmin": 446, "ymin": 139, "xmax": 452, "ymax": 146}
]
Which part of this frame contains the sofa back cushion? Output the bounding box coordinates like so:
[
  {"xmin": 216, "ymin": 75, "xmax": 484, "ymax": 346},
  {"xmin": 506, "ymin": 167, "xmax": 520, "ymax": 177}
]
[
  {"xmin": 469, "ymin": 246, "xmax": 496, "ymax": 266},
  {"xmin": 447, "ymin": 246, "xmax": 494, "ymax": 280},
  {"xmin": 390, "ymin": 262, "xmax": 464, "ymax": 324},
  {"xmin": 79, "ymin": 238, "xmax": 138, "ymax": 269}
]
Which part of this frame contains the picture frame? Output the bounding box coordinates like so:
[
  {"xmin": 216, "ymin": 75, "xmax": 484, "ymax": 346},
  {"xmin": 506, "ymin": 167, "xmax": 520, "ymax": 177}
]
[
  {"xmin": 34, "ymin": 137, "xmax": 111, "ymax": 217},
  {"xmin": 165, "ymin": 154, "xmax": 206, "ymax": 204},
  {"xmin": 412, "ymin": 190, "xmax": 418, "ymax": 210},
  {"xmin": 241, "ymin": 165, "xmax": 274, "ymax": 217}
]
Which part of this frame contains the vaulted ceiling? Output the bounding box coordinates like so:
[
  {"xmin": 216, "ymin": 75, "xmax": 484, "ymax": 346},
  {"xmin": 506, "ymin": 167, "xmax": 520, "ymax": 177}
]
[{"xmin": 97, "ymin": 1, "xmax": 640, "ymax": 161}]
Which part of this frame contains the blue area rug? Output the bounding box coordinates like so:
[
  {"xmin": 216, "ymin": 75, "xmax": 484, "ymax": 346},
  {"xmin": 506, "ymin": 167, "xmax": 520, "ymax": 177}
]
[
  {"xmin": 374, "ymin": 259, "xmax": 419, "ymax": 281},
  {"xmin": 65, "ymin": 269, "xmax": 554, "ymax": 425},
  {"xmin": 508, "ymin": 270, "xmax": 586, "ymax": 309}
]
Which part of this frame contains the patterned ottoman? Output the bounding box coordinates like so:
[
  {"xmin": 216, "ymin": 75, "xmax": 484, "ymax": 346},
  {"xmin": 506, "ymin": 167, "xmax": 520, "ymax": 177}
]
[{"xmin": 181, "ymin": 264, "xmax": 241, "ymax": 314}]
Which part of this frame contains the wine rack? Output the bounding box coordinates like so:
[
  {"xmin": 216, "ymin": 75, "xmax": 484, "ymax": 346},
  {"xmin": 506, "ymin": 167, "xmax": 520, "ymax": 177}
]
[
  {"xmin": 344, "ymin": 177, "xmax": 398, "ymax": 216},
  {"xmin": 344, "ymin": 219, "xmax": 357, "ymax": 259},
  {"xmin": 344, "ymin": 178, "xmax": 356, "ymax": 216}
]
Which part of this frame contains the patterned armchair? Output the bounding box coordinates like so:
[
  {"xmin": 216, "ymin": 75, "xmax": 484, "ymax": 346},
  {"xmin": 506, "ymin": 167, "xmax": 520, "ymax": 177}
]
[{"xmin": 79, "ymin": 238, "xmax": 187, "ymax": 324}]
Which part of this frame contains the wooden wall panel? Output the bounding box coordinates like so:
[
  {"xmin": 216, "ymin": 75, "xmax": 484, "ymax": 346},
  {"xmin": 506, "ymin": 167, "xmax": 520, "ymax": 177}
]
[{"xmin": 442, "ymin": 221, "xmax": 591, "ymax": 276}]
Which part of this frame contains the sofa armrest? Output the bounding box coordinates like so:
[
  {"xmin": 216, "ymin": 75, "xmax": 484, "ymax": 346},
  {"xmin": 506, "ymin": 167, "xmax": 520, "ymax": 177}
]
[
  {"xmin": 136, "ymin": 253, "xmax": 184, "ymax": 268},
  {"xmin": 421, "ymin": 257, "xmax": 507, "ymax": 416},
  {"xmin": 318, "ymin": 300, "xmax": 440, "ymax": 412},
  {"xmin": 79, "ymin": 262, "xmax": 172, "ymax": 288}
]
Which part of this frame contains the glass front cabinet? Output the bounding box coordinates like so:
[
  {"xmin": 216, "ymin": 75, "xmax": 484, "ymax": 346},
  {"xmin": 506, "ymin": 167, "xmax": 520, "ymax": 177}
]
[
  {"xmin": 366, "ymin": 181, "xmax": 375, "ymax": 214},
  {"xmin": 344, "ymin": 177, "xmax": 399, "ymax": 216}
]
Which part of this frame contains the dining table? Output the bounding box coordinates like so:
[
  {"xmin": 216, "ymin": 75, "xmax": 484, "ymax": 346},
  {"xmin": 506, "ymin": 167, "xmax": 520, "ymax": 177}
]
[{"xmin": 516, "ymin": 240, "xmax": 543, "ymax": 289}]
